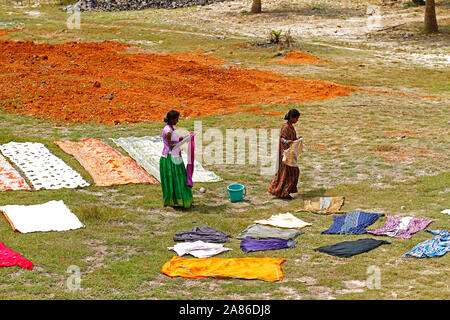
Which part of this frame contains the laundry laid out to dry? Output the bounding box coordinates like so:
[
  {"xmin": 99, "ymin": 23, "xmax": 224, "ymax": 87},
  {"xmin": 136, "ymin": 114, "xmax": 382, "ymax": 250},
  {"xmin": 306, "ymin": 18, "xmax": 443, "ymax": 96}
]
[
  {"xmin": 298, "ymin": 196, "xmax": 346, "ymax": 215},
  {"xmin": 55, "ymin": 138, "xmax": 158, "ymax": 187},
  {"xmin": 0, "ymin": 153, "xmax": 31, "ymax": 191},
  {"xmin": 161, "ymin": 256, "xmax": 286, "ymax": 282},
  {"xmin": 0, "ymin": 142, "xmax": 89, "ymax": 191},
  {"xmin": 0, "ymin": 200, "xmax": 84, "ymax": 233}
]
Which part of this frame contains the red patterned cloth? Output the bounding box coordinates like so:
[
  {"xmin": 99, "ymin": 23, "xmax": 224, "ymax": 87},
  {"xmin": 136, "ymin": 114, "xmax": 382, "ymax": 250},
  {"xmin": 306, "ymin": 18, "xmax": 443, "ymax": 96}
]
[{"xmin": 0, "ymin": 242, "xmax": 33, "ymax": 269}]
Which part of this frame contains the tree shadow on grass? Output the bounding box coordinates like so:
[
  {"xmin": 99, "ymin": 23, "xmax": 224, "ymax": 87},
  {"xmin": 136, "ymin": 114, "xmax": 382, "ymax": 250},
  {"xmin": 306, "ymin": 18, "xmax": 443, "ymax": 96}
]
[
  {"xmin": 172, "ymin": 203, "xmax": 230, "ymax": 215},
  {"xmin": 296, "ymin": 187, "xmax": 327, "ymax": 199}
]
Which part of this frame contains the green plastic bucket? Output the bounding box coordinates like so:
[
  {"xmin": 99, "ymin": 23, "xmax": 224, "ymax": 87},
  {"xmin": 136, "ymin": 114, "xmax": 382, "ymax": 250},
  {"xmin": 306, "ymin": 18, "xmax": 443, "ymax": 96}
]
[{"xmin": 227, "ymin": 184, "xmax": 246, "ymax": 202}]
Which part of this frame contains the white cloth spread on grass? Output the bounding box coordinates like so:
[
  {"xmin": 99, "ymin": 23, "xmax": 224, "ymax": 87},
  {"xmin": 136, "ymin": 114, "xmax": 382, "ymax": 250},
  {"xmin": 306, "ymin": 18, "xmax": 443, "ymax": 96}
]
[
  {"xmin": 111, "ymin": 136, "xmax": 221, "ymax": 182},
  {"xmin": 0, "ymin": 142, "xmax": 89, "ymax": 190},
  {"xmin": 167, "ymin": 240, "xmax": 232, "ymax": 258},
  {"xmin": 254, "ymin": 212, "xmax": 312, "ymax": 230},
  {"xmin": 0, "ymin": 200, "xmax": 84, "ymax": 233},
  {"xmin": 441, "ymin": 209, "xmax": 450, "ymax": 215}
]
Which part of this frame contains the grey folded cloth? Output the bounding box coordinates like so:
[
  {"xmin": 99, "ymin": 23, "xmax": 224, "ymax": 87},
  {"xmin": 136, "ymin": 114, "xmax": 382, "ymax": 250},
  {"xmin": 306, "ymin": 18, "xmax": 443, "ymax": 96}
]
[
  {"xmin": 237, "ymin": 224, "xmax": 303, "ymax": 240},
  {"xmin": 173, "ymin": 225, "xmax": 231, "ymax": 243}
]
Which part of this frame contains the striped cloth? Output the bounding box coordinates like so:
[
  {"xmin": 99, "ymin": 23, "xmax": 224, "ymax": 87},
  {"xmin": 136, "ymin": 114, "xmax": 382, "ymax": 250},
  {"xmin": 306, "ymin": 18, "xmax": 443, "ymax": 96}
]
[
  {"xmin": 268, "ymin": 122, "xmax": 299, "ymax": 198},
  {"xmin": 321, "ymin": 211, "xmax": 384, "ymax": 235}
]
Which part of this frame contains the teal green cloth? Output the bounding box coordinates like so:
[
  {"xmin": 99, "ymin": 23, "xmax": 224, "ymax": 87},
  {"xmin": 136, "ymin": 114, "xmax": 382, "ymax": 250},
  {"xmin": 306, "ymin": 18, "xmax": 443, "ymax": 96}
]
[{"xmin": 160, "ymin": 154, "xmax": 193, "ymax": 209}]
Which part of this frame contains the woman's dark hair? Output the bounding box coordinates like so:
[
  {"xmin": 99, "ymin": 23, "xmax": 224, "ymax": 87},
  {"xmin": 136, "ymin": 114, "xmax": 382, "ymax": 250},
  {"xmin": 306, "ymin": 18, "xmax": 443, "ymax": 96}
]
[
  {"xmin": 284, "ymin": 109, "xmax": 301, "ymax": 120},
  {"xmin": 164, "ymin": 110, "xmax": 180, "ymax": 123}
]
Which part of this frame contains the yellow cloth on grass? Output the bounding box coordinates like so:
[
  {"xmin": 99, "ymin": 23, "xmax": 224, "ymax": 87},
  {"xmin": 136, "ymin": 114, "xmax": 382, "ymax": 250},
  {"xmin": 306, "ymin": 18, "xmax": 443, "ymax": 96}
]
[
  {"xmin": 161, "ymin": 256, "xmax": 286, "ymax": 282},
  {"xmin": 299, "ymin": 196, "xmax": 345, "ymax": 214},
  {"xmin": 254, "ymin": 212, "xmax": 312, "ymax": 230}
]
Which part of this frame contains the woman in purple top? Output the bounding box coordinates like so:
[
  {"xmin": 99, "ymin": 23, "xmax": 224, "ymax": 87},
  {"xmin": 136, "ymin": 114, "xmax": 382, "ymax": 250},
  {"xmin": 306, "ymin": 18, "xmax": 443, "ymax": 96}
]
[{"xmin": 159, "ymin": 110, "xmax": 193, "ymax": 209}]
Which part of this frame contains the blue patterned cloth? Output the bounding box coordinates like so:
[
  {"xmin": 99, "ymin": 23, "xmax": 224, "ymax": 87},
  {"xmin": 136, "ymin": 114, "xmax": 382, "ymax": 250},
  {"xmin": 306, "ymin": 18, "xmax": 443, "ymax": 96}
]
[
  {"xmin": 403, "ymin": 230, "xmax": 449, "ymax": 258},
  {"xmin": 321, "ymin": 211, "xmax": 384, "ymax": 235}
]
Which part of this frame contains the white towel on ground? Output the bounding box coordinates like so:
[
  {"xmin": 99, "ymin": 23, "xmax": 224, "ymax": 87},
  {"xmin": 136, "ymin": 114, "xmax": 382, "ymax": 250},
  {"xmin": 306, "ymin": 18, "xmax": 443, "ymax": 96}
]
[
  {"xmin": 168, "ymin": 240, "xmax": 232, "ymax": 258},
  {"xmin": 0, "ymin": 200, "xmax": 84, "ymax": 233},
  {"xmin": 254, "ymin": 212, "xmax": 312, "ymax": 230}
]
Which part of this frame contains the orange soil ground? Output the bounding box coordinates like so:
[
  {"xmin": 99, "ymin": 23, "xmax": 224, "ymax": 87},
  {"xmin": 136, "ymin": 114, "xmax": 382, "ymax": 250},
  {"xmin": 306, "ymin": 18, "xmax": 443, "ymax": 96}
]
[
  {"xmin": 273, "ymin": 51, "xmax": 325, "ymax": 64},
  {"xmin": 0, "ymin": 40, "xmax": 356, "ymax": 125}
]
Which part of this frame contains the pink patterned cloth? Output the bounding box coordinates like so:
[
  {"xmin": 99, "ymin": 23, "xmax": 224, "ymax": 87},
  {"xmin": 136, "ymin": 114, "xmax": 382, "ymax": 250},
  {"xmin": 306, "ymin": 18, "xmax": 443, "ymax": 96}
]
[
  {"xmin": 367, "ymin": 215, "xmax": 434, "ymax": 239},
  {"xmin": 0, "ymin": 242, "xmax": 33, "ymax": 269}
]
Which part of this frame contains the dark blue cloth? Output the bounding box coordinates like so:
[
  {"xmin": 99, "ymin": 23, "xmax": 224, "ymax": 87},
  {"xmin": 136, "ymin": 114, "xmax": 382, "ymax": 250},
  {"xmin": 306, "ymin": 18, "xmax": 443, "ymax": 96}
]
[
  {"xmin": 314, "ymin": 238, "xmax": 391, "ymax": 258},
  {"xmin": 240, "ymin": 237, "xmax": 297, "ymax": 253},
  {"xmin": 321, "ymin": 211, "xmax": 384, "ymax": 235}
]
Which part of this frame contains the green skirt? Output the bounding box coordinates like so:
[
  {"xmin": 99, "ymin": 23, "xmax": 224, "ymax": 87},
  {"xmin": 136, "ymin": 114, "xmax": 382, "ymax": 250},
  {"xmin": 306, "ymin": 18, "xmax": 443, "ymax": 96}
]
[{"xmin": 160, "ymin": 154, "xmax": 193, "ymax": 209}]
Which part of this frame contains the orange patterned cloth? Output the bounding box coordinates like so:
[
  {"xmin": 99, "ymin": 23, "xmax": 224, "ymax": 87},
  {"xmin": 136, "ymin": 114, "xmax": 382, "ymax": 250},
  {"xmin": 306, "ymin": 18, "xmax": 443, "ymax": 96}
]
[
  {"xmin": 54, "ymin": 138, "xmax": 158, "ymax": 186},
  {"xmin": 0, "ymin": 154, "xmax": 31, "ymax": 191},
  {"xmin": 161, "ymin": 256, "xmax": 286, "ymax": 281}
]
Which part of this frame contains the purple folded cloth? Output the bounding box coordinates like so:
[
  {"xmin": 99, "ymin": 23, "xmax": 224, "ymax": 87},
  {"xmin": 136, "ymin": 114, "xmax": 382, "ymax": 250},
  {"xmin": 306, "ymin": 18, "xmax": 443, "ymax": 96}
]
[
  {"xmin": 240, "ymin": 237, "xmax": 297, "ymax": 253},
  {"xmin": 367, "ymin": 215, "xmax": 434, "ymax": 239}
]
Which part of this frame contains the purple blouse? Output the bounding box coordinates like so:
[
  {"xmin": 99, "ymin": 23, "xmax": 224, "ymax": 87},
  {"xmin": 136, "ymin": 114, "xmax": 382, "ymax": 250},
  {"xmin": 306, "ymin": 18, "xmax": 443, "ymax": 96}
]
[{"xmin": 162, "ymin": 124, "xmax": 181, "ymax": 158}]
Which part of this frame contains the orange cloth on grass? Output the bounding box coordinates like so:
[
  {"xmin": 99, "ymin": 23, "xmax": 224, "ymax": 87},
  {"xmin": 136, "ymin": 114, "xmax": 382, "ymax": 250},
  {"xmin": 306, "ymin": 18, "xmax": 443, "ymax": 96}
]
[
  {"xmin": 0, "ymin": 154, "xmax": 31, "ymax": 191},
  {"xmin": 161, "ymin": 256, "xmax": 286, "ymax": 281},
  {"xmin": 55, "ymin": 138, "xmax": 158, "ymax": 186}
]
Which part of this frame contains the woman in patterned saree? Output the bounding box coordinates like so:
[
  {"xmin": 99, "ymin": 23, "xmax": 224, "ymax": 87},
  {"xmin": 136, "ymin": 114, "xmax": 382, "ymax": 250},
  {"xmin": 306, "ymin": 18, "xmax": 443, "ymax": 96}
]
[
  {"xmin": 268, "ymin": 109, "xmax": 301, "ymax": 200},
  {"xmin": 159, "ymin": 110, "xmax": 193, "ymax": 209}
]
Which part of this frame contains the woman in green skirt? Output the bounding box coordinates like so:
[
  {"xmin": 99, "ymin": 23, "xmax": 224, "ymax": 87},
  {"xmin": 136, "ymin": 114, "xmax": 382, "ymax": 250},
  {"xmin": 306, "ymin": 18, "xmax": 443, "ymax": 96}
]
[{"xmin": 159, "ymin": 110, "xmax": 193, "ymax": 209}]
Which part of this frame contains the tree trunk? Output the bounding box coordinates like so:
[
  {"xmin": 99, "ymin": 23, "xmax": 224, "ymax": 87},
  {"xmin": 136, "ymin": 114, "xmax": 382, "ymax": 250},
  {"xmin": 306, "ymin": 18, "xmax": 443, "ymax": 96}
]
[
  {"xmin": 251, "ymin": 0, "xmax": 261, "ymax": 13},
  {"xmin": 424, "ymin": 0, "xmax": 439, "ymax": 33}
]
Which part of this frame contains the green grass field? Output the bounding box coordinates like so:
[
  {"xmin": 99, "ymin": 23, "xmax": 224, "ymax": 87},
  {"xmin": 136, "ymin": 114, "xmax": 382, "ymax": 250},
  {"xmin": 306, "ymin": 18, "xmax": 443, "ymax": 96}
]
[{"xmin": 0, "ymin": 0, "xmax": 448, "ymax": 300}]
